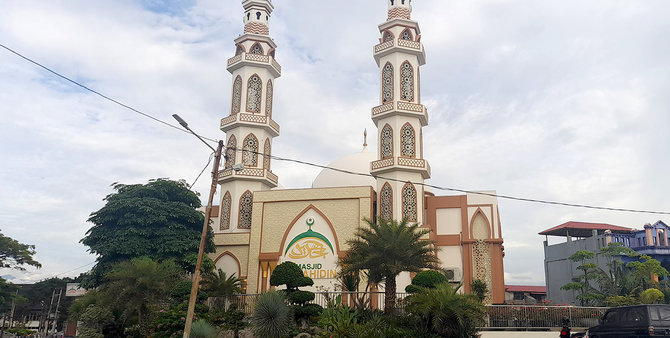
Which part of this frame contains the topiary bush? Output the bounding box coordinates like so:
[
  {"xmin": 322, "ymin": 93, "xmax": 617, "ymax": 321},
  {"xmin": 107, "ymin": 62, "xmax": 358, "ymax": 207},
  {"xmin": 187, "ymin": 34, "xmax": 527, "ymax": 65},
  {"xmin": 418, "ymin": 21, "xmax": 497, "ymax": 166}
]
[
  {"xmin": 270, "ymin": 262, "xmax": 320, "ymax": 326},
  {"xmin": 405, "ymin": 270, "xmax": 448, "ymax": 293}
]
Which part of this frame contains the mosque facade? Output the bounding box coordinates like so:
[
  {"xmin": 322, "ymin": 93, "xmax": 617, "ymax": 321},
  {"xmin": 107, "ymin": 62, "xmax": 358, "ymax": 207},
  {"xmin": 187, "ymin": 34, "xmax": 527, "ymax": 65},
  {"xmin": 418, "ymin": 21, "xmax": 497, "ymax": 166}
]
[{"xmin": 208, "ymin": 0, "xmax": 506, "ymax": 304}]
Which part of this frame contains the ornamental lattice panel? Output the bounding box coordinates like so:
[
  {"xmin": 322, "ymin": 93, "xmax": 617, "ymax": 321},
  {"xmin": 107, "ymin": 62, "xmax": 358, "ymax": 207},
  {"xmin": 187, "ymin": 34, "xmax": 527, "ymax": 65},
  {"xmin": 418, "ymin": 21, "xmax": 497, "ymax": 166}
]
[{"xmin": 238, "ymin": 191, "xmax": 253, "ymax": 229}]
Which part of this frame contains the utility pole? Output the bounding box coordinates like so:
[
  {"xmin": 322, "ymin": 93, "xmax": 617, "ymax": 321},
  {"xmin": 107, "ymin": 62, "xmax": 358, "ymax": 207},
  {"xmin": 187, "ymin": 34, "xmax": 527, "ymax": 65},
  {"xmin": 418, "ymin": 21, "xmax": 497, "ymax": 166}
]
[
  {"xmin": 51, "ymin": 289, "xmax": 62, "ymax": 335},
  {"xmin": 45, "ymin": 290, "xmax": 55, "ymax": 336},
  {"xmin": 172, "ymin": 113, "xmax": 224, "ymax": 338}
]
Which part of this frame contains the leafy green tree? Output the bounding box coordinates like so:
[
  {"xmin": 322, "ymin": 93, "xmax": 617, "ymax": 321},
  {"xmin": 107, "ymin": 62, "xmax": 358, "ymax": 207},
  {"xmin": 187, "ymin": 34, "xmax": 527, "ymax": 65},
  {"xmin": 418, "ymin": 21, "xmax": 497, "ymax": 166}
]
[
  {"xmin": 597, "ymin": 243, "xmax": 640, "ymax": 297},
  {"xmin": 561, "ymin": 250, "xmax": 604, "ymax": 306},
  {"xmin": 80, "ymin": 179, "xmax": 215, "ymax": 287},
  {"xmin": 0, "ymin": 229, "xmax": 41, "ymax": 270},
  {"xmin": 0, "ymin": 229, "xmax": 41, "ymax": 308},
  {"xmin": 406, "ymin": 283, "xmax": 485, "ymax": 338},
  {"xmin": 202, "ymin": 269, "xmax": 242, "ymax": 310},
  {"xmin": 627, "ymin": 254, "xmax": 669, "ymax": 290},
  {"xmin": 340, "ymin": 218, "xmax": 438, "ymax": 314}
]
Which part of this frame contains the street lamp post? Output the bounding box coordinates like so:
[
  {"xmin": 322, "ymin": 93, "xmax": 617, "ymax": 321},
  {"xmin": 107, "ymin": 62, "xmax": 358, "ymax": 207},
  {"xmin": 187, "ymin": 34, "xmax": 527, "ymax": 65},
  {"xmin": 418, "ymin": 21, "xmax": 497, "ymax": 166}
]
[{"xmin": 172, "ymin": 114, "xmax": 223, "ymax": 338}]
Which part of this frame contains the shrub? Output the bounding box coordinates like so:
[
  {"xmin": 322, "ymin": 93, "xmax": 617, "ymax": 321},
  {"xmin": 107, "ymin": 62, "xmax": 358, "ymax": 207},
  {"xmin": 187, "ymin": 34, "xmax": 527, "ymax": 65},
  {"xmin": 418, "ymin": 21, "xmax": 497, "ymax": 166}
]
[
  {"xmin": 270, "ymin": 262, "xmax": 312, "ymax": 290},
  {"xmin": 289, "ymin": 290, "xmax": 316, "ymax": 305},
  {"xmin": 190, "ymin": 319, "xmax": 217, "ymax": 338},
  {"xmin": 640, "ymin": 288, "xmax": 665, "ymax": 304},
  {"xmin": 406, "ymin": 270, "xmax": 447, "ymax": 293},
  {"xmin": 252, "ymin": 290, "xmax": 292, "ymax": 338},
  {"xmin": 317, "ymin": 305, "xmax": 360, "ymax": 337}
]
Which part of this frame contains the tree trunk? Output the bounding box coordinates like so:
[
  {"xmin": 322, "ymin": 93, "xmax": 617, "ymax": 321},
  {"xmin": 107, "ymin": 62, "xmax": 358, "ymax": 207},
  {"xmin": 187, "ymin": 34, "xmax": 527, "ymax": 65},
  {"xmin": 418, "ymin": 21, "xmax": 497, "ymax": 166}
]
[{"xmin": 384, "ymin": 275, "xmax": 396, "ymax": 314}]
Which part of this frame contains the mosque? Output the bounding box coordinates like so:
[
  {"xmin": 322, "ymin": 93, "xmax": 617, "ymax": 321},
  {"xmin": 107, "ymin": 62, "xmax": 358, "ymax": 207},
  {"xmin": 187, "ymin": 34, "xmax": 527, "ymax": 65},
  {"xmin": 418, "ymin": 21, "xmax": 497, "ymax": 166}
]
[{"xmin": 207, "ymin": 0, "xmax": 506, "ymax": 304}]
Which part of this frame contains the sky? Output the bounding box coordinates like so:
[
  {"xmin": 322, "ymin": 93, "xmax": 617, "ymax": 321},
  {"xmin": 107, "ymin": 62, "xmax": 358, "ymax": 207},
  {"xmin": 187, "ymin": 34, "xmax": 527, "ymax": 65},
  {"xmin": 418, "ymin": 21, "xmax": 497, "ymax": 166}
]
[{"xmin": 1, "ymin": 0, "xmax": 669, "ymax": 286}]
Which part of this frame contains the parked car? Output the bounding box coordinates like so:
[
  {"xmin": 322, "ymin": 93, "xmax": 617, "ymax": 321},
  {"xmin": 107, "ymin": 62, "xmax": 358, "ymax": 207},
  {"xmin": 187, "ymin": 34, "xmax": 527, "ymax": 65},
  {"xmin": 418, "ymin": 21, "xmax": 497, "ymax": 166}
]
[{"xmin": 585, "ymin": 304, "xmax": 670, "ymax": 337}]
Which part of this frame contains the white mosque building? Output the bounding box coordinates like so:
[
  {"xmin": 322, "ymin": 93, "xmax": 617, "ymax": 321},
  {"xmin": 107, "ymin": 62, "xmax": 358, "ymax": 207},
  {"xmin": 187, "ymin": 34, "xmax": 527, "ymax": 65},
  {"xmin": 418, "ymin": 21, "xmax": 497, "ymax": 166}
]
[{"xmin": 207, "ymin": 0, "xmax": 507, "ymax": 304}]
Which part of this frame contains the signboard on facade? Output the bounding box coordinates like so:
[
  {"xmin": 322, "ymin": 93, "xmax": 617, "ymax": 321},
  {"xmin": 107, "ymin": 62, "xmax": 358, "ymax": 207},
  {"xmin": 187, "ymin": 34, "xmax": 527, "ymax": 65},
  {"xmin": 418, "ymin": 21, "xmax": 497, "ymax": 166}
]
[
  {"xmin": 65, "ymin": 283, "xmax": 87, "ymax": 297},
  {"xmin": 281, "ymin": 209, "xmax": 338, "ymax": 288}
]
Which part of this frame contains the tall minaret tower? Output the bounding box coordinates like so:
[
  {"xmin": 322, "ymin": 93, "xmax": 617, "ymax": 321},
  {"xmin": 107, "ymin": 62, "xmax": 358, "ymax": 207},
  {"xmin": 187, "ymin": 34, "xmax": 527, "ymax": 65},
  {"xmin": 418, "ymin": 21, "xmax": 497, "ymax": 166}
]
[
  {"xmin": 217, "ymin": 0, "xmax": 280, "ymax": 233},
  {"xmin": 371, "ymin": 0, "xmax": 430, "ymax": 224}
]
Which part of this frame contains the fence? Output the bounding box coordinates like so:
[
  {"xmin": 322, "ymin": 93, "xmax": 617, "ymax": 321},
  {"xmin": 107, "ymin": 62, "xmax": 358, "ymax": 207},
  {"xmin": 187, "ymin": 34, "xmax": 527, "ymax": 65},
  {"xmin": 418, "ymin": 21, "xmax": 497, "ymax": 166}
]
[{"xmin": 212, "ymin": 293, "xmax": 608, "ymax": 329}]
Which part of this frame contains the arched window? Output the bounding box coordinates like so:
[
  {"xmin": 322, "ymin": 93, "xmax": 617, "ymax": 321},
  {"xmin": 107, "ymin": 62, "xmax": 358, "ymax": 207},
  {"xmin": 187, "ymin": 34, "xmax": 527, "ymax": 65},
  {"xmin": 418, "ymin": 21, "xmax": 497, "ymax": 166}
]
[
  {"xmin": 401, "ymin": 123, "xmax": 415, "ymax": 157},
  {"xmin": 382, "ymin": 63, "xmax": 393, "ymax": 104},
  {"xmin": 243, "ymin": 134, "xmax": 258, "ymax": 167},
  {"xmin": 265, "ymin": 80, "xmax": 273, "ymax": 118},
  {"xmin": 400, "ymin": 29, "xmax": 413, "ymax": 41},
  {"xmin": 402, "ymin": 183, "xmax": 417, "ymax": 222},
  {"xmin": 246, "ymin": 74, "xmax": 262, "ymax": 113},
  {"xmin": 220, "ymin": 191, "xmax": 232, "ymax": 230},
  {"xmin": 231, "ymin": 76, "xmax": 242, "ymax": 114},
  {"xmin": 225, "ymin": 135, "xmax": 237, "ymax": 169},
  {"xmin": 400, "ymin": 61, "xmax": 414, "ymax": 101},
  {"xmin": 250, "ymin": 43, "xmax": 263, "ymax": 55},
  {"xmin": 263, "ymin": 138, "xmax": 271, "ymax": 170},
  {"xmin": 238, "ymin": 190, "xmax": 253, "ymax": 229},
  {"xmin": 380, "ymin": 183, "xmax": 393, "ymax": 221},
  {"xmin": 235, "ymin": 44, "xmax": 244, "ymax": 56},
  {"xmin": 381, "ymin": 124, "xmax": 393, "ymax": 159},
  {"xmin": 383, "ymin": 31, "xmax": 393, "ymax": 42}
]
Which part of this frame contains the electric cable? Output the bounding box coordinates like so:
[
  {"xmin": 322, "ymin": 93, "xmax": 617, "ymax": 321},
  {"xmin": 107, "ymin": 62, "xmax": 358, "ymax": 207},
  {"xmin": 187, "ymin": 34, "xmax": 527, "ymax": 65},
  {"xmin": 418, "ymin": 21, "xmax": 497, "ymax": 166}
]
[
  {"xmin": 3, "ymin": 43, "xmax": 668, "ymax": 216},
  {"xmin": 0, "ymin": 43, "xmax": 217, "ymax": 143},
  {"xmin": 190, "ymin": 151, "xmax": 215, "ymax": 189}
]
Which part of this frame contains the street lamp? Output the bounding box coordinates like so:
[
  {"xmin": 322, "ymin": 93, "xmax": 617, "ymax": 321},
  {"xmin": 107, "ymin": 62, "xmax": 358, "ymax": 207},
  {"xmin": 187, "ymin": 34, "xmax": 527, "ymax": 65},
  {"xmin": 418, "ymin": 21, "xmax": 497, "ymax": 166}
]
[{"xmin": 173, "ymin": 114, "xmax": 223, "ymax": 338}]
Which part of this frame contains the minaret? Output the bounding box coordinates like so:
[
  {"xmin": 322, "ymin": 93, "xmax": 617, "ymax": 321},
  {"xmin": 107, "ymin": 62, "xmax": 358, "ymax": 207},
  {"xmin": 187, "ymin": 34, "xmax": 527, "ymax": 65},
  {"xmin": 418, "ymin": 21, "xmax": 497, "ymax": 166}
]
[
  {"xmin": 218, "ymin": 0, "xmax": 280, "ymax": 233},
  {"xmin": 371, "ymin": 0, "xmax": 430, "ymax": 224}
]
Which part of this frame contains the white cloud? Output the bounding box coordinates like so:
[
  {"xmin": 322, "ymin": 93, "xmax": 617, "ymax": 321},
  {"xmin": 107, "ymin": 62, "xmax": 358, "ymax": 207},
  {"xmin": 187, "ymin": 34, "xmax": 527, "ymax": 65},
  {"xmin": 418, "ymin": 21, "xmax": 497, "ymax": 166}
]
[{"xmin": 1, "ymin": 0, "xmax": 669, "ymax": 288}]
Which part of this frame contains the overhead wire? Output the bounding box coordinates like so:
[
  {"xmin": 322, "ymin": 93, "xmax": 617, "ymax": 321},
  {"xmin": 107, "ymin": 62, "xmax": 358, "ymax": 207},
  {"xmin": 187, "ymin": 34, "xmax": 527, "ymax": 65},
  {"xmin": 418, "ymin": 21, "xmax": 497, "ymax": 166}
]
[
  {"xmin": 191, "ymin": 151, "xmax": 216, "ymax": 189},
  {"xmin": 4, "ymin": 43, "xmax": 669, "ymax": 216},
  {"xmin": 0, "ymin": 43, "xmax": 217, "ymax": 143}
]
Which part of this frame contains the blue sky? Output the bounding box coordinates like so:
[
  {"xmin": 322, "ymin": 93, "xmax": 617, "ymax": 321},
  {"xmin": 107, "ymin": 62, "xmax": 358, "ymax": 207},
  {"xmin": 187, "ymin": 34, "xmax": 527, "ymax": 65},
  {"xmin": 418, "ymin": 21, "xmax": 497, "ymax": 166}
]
[{"xmin": 1, "ymin": 0, "xmax": 669, "ymax": 285}]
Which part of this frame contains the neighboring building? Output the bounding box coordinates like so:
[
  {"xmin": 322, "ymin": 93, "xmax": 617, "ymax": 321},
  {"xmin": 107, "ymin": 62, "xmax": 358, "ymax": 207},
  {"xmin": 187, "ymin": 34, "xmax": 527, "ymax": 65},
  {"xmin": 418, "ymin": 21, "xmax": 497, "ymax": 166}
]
[
  {"xmin": 207, "ymin": 0, "xmax": 507, "ymax": 304},
  {"xmin": 540, "ymin": 220, "xmax": 670, "ymax": 305},
  {"xmin": 504, "ymin": 285, "xmax": 547, "ymax": 304}
]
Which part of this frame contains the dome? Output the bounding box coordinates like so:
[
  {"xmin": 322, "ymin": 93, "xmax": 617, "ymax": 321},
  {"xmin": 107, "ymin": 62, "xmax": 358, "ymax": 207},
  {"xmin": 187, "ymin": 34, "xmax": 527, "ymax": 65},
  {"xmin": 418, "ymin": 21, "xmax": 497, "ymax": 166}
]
[{"xmin": 312, "ymin": 147, "xmax": 377, "ymax": 189}]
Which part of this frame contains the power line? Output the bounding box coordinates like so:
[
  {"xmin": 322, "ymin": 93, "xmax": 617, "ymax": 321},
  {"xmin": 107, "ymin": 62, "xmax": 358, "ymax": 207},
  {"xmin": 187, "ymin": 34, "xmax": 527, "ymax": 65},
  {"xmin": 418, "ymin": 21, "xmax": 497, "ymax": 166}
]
[
  {"xmin": 191, "ymin": 151, "xmax": 215, "ymax": 189},
  {"xmin": 0, "ymin": 43, "xmax": 218, "ymax": 143},
  {"xmin": 228, "ymin": 147, "xmax": 670, "ymax": 216},
  {"xmin": 3, "ymin": 43, "xmax": 668, "ymax": 216}
]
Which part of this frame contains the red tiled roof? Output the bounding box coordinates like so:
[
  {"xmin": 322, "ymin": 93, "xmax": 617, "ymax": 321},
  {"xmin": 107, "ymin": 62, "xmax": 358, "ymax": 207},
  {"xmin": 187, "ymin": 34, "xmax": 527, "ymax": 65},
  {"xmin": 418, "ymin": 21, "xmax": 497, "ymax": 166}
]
[
  {"xmin": 538, "ymin": 221, "xmax": 634, "ymax": 237},
  {"xmin": 505, "ymin": 285, "xmax": 546, "ymax": 294}
]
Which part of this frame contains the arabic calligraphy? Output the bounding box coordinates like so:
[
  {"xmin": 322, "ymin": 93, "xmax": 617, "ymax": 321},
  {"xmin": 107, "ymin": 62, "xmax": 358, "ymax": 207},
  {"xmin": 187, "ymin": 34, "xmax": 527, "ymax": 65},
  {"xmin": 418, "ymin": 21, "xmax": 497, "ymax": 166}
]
[{"xmin": 288, "ymin": 239, "xmax": 329, "ymax": 259}]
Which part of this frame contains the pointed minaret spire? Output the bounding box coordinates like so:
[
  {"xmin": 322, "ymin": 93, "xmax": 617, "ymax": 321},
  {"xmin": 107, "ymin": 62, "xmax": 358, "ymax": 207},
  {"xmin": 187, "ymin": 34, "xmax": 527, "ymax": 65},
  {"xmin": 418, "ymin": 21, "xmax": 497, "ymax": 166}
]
[
  {"xmin": 217, "ymin": 0, "xmax": 281, "ymax": 233},
  {"xmin": 363, "ymin": 129, "xmax": 368, "ymax": 149},
  {"xmin": 371, "ymin": 0, "xmax": 429, "ymax": 224}
]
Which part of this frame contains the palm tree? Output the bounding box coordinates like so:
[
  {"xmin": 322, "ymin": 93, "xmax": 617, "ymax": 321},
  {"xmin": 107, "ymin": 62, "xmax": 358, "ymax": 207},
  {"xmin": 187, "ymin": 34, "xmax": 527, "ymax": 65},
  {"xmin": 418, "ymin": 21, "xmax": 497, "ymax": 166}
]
[
  {"xmin": 406, "ymin": 283, "xmax": 485, "ymax": 338},
  {"xmin": 339, "ymin": 218, "xmax": 438, "ymax": 314},
  {"xmin": 201, "ymin": 269, "xmax": 243, "ymax": 309}
]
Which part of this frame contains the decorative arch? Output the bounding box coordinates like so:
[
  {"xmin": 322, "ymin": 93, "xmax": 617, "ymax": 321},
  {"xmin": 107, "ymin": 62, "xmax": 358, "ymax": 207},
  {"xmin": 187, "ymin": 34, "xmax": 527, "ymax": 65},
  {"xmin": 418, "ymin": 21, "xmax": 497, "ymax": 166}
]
[
  {"xmin": 380, "ymin": 182, "xmax": 393, "ymax": 221},
  {"xmin": 213, "ymin": 251, "xmax": 241, "ymax": 277},
  {"xmin": 402, "ymin": 182, "xmax": 417, "ymax": 222},
  {"xmin": 250, "ymin": 42, "xmax": 263, "ymax": 55},
  {"xmin": 400, "ymin": 123, "xmax": 415, "ymax": 157},
  {"xmin": 263, "ymin": 138, "xmax": 271, "ymax": 170},
  {"xmin": 235, "ymin": 44, "xmax": 245, "ymax": 56},
  {"xmin": 246, "ymin": 74, "xmax": 262, "ymax": 113},
  {"xmin": 278, "ymin": 204, "xmax": 343, "ymax": 257},
  {"xmin": 381, "ymin": 124, "xmax": 393, "ymax": 159},
  {"xmin": 238, "ymin": 190, "xmax": 253, "ymax": 229},
  {"xmin": 265, "ymin": 79, "xmax": 273, "ymax": 118},
  {"xmin": 225, "ymin": 135, "xmax": 237, "ymax": 169},
  {"xmin": 243, "ymin": 134, "xmax": 259, "ymax": 167},
  {"xmin": 382, "ymin": 30, "xmax": 394, "ymax": 42},
  {"xmin": 470, "ymin": 208, "xmax": 491, "ymax": 240},
  {"xmin": 400, "ymin": 28, "xmax": 413, "ymax": 41},
  {"xmin": 231, "ymin": 75, "xmax": 242, "ymax": 114},
  {"xmin": 400, "ymin": 61, "xmax": 414, "ymax": 101},
  {"xmin": 382, "ymin": 63, "xmax": 394, "ymax": 104},
  {"xmin": 220, "ymin": 191, "xmax": 232, "ymax": 230}
]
